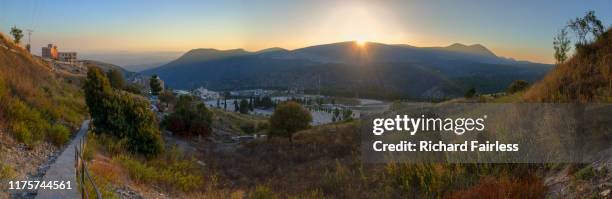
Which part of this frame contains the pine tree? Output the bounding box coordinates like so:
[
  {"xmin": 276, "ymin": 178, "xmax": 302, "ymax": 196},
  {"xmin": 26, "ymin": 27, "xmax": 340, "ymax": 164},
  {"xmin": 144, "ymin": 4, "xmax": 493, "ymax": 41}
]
[
  {"xmin": 149, "ymin": 75, "xmax": 163, "ymax": 96},
  {"xmin": 234, "ymin": 100, "xmax": 239, "ymax": 112}
]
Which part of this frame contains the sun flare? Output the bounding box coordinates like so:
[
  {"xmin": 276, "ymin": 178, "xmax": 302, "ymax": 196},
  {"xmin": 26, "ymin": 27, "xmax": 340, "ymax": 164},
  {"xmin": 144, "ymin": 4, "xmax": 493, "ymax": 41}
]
[{"xmin": 355, "ymin": 39, "xmax": 367, "ymax": 47}]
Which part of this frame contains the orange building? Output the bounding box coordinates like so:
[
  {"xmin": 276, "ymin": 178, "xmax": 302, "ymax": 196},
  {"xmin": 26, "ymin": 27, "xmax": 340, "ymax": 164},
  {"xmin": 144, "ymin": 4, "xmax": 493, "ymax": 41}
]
[{"xmin": 41, "ymin": 44, "xmax": 58, "ymax": 59}]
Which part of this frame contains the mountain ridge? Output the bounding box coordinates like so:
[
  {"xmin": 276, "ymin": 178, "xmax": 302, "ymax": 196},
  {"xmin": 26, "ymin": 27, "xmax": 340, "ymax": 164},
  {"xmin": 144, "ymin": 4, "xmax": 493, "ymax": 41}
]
[{"xmin": 143, "ymin": 41, "xmax": 552, "ymax": 99}]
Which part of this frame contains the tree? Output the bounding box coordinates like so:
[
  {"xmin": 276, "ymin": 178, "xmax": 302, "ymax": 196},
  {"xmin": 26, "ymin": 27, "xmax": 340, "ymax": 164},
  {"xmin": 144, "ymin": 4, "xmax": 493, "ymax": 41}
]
[
  {"xmin": 223, "ymin": 98, "xmax": 227, "ymax": 111},
  {"xmin": 162, "ymin": 95, "xmax": 213, "ymax": 137},
  {"xmin": 553, "ymin": 28, "xmax": 572, "ymax": 64},
  {"xmin": 124, "ymin": 83, "xmax": 143, "ymax": 95},
  {"xmin": 10, "ymin": 26, "xmax": 23, "ymax": 44},
  {"xmin": 464, "ymin": 87, "xmax": 476, "ymax": 98},
  {"xmin": 120, "ymin": 92, "xmax": 164, "ymax": 157},
  {"xmin": 506, "ymin": 80, "xmax": 530, "ymax": 94},
  {"xmin": 333, "ymin": 108, "xmax": 340, "ymax": 119},
  {"xmin": 83, "ymin": 67, "xmax": 113, "ymax": 133},
  {"xmin": 342, "ymin": 109, "xmax": 353, "ymax": 121},
  {"xmin": 84, "ymin": 67, "xmax": 163, "ymax": 158},
  {"xmin": 106, "ymin": 69, "xmax": 125, "ymax": 89},
  {"xmin": 567, "ymin": 10, "xmax": 605, "ymax": 45},
  {"xmin": 269, "ymin": 101, "xmax": 312, "ymax": 143},
  {"xmin": 233, "ymin": 100, "xmax": 239, "ymax": 112},
  {"xmin": 583, "ymin": 11, "xmax": 605, "ymax": 38},
  {"xmin": 239, "ymin": 99, "xmax": 249, "ymax": 114},
  {"xmin": 158, "ymin": 90, "xmax": 176, "ymax": 109},
  {"xmin": 149, "ymin": 75, "xmax": 163, "ymax": 96}
]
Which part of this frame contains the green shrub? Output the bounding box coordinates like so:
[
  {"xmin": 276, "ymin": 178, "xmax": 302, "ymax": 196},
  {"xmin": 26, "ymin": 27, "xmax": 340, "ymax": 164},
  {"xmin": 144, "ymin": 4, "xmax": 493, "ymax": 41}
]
[
  {"xmin": 506, "ymin": 80, "xmax": 530, "ymax": 94},
  {"xmin": 573, "ymin": 165, "xmax": 595, "ymax": 181},
  {"xmin": 48, "ymin": 124, "xmax": 70, "ymax": 146},
  {"xmin": 0, "ymin": 163, "xmax": 16, "ymax": 180},
  {"xmin": 8, "ymin": 99, "xmax": 49, "ymax": 147},
  {"xmin": 162, "ymin": 95, "xmax": 213, "ymax": 137},
  {"xmin": 256, "ymin": 121, "xmax": 270, "ymax": 132},
  {"xmin": 269, "ymin": 101, "xmax": 312, "ymax": 142},
  {"xmin": 240, "ymin": 122, "xmax": 256, "ymax": 134},
  {"xmin": 114, "ymin": 154, "xmax": 204, "ymax": 192},
  {"xmin": 464, "ymin": 88, "xmax": 477, "ymax": 98},
  {"xmin": 251, "ymin": 185, "xmax": 278, "ymax": 199},
  {"xmin": 11, "ymin": 121, "xmax": 34, "ymax": 146},
  {"xmin": 115, "ymin": 155, "xmax": 156, "ymax": 182},
  {"xmin": 84, "ymin": 67, "xmax": 164, "ymax": 158}
]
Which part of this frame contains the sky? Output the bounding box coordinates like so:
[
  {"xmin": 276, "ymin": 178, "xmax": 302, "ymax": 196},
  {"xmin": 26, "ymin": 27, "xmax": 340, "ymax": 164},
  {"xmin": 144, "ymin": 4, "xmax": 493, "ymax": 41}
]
[{"xmin": 1, "ymin": 0, "xmax": 611, "ymax": 64}]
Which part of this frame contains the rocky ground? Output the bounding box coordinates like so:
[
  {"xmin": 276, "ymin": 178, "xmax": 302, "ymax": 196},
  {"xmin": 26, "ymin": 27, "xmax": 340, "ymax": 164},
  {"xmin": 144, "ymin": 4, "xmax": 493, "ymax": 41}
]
[
  {"xmin": 545, "ymin": 147, "xmax": 612, "ymax": 198},
  {"xmin": 0, "ymin": 130, "xmax": 60, "ymax": 199}
]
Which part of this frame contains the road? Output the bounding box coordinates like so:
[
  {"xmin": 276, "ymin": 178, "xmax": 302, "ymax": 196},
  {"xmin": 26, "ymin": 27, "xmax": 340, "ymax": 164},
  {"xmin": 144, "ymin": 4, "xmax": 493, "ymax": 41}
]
[{"xmin": 35, "ymin": 120, "xmax": 90, "ymax": 199}]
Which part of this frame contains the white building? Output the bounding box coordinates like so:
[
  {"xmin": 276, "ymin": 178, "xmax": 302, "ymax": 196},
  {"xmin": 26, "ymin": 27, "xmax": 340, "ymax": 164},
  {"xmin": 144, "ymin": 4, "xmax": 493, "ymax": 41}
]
[
  {"xmin": 193, "ymin": 87, "xmax": 220, "ymax": 100},
  {"xmin": 173, "ymin": 90, "xmax": 190, "ymax": 96},
  {"xmin": 58, "ymin": 52, "xmax": 77, "ymax": 63}
]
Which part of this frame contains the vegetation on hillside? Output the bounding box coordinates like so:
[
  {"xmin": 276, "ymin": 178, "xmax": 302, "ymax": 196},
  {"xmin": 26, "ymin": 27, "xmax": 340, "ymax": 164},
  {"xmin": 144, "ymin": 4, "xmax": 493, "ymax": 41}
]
[
  {"xmin": 0, "ymin": 33, "xmax": 86, "ymax": 147},
  {"xmin": 525, "ymin": 14, "xmax": 610, "ymax": 102},
  {"xmin": 506, "ymin": 80, "xmax": 530, "ymax": 94},
  {"xmin": 84, "ymin": 67, "xmax": 163, "ymax": 158},
  {"xmin": 269, "ymin": 101, "xmax": 312, "ymax": 142},
  {"xmin": 106, "ymin": 68, "xmax": 125, "ymax": 89},
  {"xmin": 149, "ymin": 74, "xmax": 163, "ymax": 96},
  {"xmin": 161, "ymin": 95, "xmax": 213, "ymax": 137},
  {"xmin": 206, "ymin": 122, "xmax": 546, "ymax": 198}
]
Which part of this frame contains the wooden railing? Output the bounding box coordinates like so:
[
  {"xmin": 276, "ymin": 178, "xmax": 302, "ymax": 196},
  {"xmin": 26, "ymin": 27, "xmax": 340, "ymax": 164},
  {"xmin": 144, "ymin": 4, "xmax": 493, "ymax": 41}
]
[{"xmin": 74, "ymin": 135, "xmax": 102, "ymax": 199}]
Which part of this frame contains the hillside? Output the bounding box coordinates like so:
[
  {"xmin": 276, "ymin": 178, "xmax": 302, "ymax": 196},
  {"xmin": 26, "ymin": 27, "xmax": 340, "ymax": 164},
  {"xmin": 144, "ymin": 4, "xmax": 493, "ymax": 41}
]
[
  {"xmin": 524, "ymin": 28, "xmax": 612, "ymax": 102},
  {"xmin": 82, "ymin": 60, "xmax": 135, "ymax": 78},
  {"xmin": 0, "ymin": 33, "xmax": 86, "ymax": 197},
  {"xmin": 144, "ymin": 42, "xmax": 551, "ymax": 99}
]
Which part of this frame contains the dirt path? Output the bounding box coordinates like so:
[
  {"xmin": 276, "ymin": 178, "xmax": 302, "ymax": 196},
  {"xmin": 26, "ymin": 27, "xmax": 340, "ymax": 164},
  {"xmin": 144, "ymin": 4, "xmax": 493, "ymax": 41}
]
[{"xmin": 35, "ymin": 120, "xmax": 90, "ymax": 199}]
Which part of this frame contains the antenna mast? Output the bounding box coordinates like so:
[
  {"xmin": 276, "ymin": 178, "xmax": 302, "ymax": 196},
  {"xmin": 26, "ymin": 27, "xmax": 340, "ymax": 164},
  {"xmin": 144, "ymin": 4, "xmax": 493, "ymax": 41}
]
[{"xmin": 25, "ymin": 29, "xmax": 33, "ymax": 53}]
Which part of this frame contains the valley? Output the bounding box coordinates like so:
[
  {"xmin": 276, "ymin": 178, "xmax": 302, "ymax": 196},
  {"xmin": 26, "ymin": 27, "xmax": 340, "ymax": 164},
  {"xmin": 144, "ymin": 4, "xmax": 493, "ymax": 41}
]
[{"xmin": 0, "ymin": 2, "xmax": 610, "ymax": 198}]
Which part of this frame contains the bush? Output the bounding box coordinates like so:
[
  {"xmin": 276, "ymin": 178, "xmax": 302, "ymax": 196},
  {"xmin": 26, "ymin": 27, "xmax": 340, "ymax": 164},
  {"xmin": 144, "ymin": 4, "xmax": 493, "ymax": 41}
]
[
  {"xmin": 239, "ymin": 99, "xmax": 249, "ymax": 114},
  {"xmin": 48, "ymin": 124, "xmax": 70, "ymax": 146},
  {"xmin": 573, "ymin": 165, "xmax": 595, "ymax": 181},
  {"xmin": 269, "ymin": 101, "xmax": 312, "ymax": 142},
  {"xmin": 162, "ymin": 95, "xmax": 213, "ymax": 137},
  {"xmin": 506, "ymin": 80, "xmax": 530, "ymax": 94},
  {"xmin": 115, "ymin": 154, "xmax": 204, "ymax": 192},
  {"xmin": 84, "ymin": 67, "xmax": 163, "ymax": 158},
  {"xmin": 8, "ymin": 99, "xmax": 49, "ymax": 147},
  {"xmin": 464, "ymin": 87, "xmax": 477, "ymax": 98},
  {"xmin": 240, "ymin": 122, "xmax": 256, "ymax": 134},
  {"xmin": 256, "ymin": 121, "xmax": 270, "ymax": 132},
  {"xmin": 0, "ymin": 163, "xmax": 16, "ymax": 180}
]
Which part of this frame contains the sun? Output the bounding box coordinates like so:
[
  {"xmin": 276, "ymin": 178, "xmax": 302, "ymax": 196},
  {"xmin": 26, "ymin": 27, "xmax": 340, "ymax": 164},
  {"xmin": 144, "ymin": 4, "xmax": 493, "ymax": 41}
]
[{"xmin": 355, "ymin": 38, "xmax": 367, "ymax": 47}]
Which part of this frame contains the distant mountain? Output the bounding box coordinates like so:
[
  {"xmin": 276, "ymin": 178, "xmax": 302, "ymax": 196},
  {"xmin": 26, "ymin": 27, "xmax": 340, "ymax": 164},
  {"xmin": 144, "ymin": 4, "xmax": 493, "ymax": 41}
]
[
  {"xmin": 168, "ymin": 48, "xmax": 250, "ymax": 65},
  {"xmin": 441, "ymin": 43, "xmax": 497, "ymax": 57},
  {"xmin": 80, "ymin": 51, "xmax": 183, "ymax": 71},
  {"xmin": 82, "ymin": 60, "xmax": 135, "ymax": 78},
  {"xmin": 124, "ymin": 61, "xmax": 168, "ymax": 72},
  {"xmin": 143, "ymin": 41, "xmax": 552, "ymax": 99}
]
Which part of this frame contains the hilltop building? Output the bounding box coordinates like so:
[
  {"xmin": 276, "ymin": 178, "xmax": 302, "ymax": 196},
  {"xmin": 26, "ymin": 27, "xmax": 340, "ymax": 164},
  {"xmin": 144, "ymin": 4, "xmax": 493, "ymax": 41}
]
[
  {"xmin": 58, "ymin": 52, "xmax": 77, "ymax": 63},
  {"xmin": 42, "ymin": 43, "xmax": 78, "ymax": 63},
  {"xmin": 41, "ymin": 44, "xmax": 58, "ymax": 59}
]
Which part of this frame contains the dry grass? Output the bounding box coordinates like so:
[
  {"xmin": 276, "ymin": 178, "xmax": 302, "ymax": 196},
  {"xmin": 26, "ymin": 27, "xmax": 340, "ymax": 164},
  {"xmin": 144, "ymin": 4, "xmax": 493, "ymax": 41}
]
[
  {"xmin": 523, "ymin": 28, "xmax": 612, "ymax": 102},
  {"xmin": 446, "ymin": 175, "xmax": 546, "ymax": 199},
  {"xmin": 0, "ymin": 32, "xmax": 86, "ymax": 147}
]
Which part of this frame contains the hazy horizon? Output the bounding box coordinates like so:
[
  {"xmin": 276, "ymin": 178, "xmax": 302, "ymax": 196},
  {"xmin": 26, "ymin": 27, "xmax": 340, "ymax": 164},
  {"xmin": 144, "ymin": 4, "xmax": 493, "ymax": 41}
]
[{"xmin": 2, "ymin": 0, "xmax": 612, "ymax": 64}]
